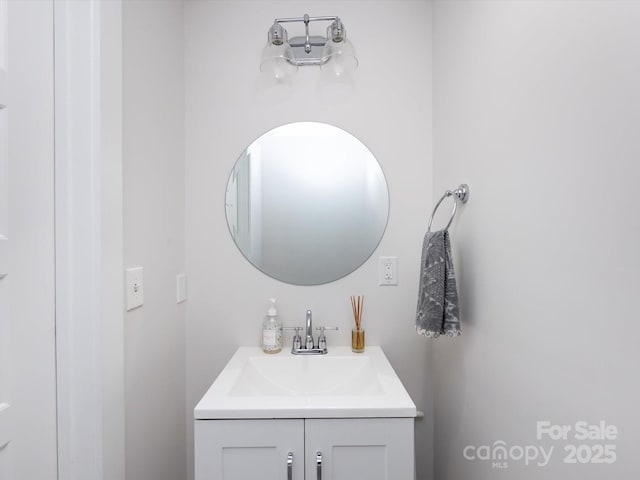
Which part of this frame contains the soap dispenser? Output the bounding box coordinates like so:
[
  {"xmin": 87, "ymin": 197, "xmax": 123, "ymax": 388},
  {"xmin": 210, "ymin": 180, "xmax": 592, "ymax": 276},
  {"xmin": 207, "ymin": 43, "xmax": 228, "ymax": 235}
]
[{"xmin": 262, "ymin": 298, "xmax": 282, "ymax": 354}]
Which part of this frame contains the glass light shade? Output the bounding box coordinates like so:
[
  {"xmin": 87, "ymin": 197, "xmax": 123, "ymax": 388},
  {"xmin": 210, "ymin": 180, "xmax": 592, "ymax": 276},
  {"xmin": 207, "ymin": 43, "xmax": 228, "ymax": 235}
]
[
  {"xmin": 260, "ymin": 42, "xmax": 297, "ymax": 83},
  {"xmin": 320, "ymin": 37, "xmax": 358, "ymax": 79}
]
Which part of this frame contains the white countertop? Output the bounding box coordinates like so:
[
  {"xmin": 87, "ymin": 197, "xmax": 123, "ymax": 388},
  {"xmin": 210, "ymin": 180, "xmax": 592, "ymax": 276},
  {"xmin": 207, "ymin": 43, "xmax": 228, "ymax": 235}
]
[{"xmin": 194, "ymin": 346, "xmax": 417, "ymax": 419}]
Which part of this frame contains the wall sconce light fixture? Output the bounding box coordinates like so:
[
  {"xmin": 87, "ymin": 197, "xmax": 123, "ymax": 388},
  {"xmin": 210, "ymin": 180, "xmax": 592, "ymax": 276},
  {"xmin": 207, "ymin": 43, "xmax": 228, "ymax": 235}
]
[{"xmin": 260, "ymin": 14, "xmax": 358, "ymax": 83}]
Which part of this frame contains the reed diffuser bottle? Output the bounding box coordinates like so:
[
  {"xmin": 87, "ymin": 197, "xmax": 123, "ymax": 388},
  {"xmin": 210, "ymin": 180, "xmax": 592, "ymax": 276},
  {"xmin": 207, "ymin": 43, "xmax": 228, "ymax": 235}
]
[{"xmin": 350, "ymin": 295, "xmax": 365, "ymax": 353}]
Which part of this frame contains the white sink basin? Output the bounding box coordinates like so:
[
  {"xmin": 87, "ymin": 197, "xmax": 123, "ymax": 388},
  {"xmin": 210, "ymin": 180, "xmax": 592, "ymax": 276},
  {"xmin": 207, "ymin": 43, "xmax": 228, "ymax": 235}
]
[
  {"xmin": 229, "ymin": 354, "xmax": 384, "ymax": 396},
  {"xmin": 195, "ymin": 346, "xmax": 416, "ymax": 419}
]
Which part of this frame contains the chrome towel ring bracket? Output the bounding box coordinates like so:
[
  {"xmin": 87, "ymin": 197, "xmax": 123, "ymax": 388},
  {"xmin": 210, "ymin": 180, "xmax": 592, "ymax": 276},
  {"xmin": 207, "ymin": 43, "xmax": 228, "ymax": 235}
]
[{"xmin": 427, "ymin": 184, "xmax": 470, "ymax": 232}]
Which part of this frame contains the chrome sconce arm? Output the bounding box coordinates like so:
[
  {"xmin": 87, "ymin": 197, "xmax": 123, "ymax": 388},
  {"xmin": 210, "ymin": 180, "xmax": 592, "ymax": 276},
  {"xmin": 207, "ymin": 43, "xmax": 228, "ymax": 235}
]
[{"xmin": 260, "ymin": 13, "xmax": 358, "ymax": 79}]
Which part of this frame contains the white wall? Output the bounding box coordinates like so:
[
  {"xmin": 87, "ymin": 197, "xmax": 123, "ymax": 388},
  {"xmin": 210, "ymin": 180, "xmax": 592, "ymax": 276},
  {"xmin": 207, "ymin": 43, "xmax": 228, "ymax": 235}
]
[
  {"xmin": 184, "ymin": 1, "xmax": 433, "ymax": 479},
  {"xmin": 432, "ymin": 1, "xmax": 640, "ymax": 479},
  {"xmin": 123, "ymin": 1, "xmax": 186, "ymax": 479},
  {"xmin": 100, "ymin": 2, "xmax": 126, "ymax": 478}
]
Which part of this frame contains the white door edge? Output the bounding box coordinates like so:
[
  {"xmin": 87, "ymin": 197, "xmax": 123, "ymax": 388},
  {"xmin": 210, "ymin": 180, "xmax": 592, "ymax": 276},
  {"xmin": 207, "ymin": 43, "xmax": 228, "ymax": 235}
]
[{"xmin": 54, "ymin": 1, "xmax": 125, "ymax": 479}]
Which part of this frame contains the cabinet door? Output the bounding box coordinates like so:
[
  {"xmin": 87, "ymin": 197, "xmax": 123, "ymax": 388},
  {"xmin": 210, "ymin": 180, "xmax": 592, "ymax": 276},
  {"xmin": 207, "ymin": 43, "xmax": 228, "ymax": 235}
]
[
  {"xmin": 305, "ymin": 418, "xmax": 414, "ymax": 480},
  {"xmin": 195, "ymin": 419, "xmax": 304, "ymax": 480}
]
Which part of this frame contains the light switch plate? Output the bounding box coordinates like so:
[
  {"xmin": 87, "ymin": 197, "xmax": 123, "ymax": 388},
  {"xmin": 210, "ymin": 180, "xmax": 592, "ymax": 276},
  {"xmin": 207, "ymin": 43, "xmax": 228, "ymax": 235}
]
[
  {"xmin": 125, "ymin": 267, "xmax": 144, "ymax": 311},
  {"xmin": 176, "ymin": 273, "xmax": 187, "ymax": 304}
]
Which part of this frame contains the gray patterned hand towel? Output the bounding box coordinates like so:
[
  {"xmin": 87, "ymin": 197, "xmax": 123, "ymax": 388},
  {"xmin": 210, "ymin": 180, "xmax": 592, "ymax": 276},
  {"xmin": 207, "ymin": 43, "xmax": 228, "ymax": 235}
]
[{"xmin": 415, "ymin": 229, "xmax": 461, "ymax": 337}]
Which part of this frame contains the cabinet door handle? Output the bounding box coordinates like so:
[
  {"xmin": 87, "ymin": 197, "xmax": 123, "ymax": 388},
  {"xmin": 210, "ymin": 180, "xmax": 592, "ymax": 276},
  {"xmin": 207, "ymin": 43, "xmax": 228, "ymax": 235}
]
[
  {"xmin": 287, "ymin": 452, "xmax": 293, "ymax": 480},
  {"xmin": 316, "ymin": 451, "xmax": 322, "ymax": 480}
]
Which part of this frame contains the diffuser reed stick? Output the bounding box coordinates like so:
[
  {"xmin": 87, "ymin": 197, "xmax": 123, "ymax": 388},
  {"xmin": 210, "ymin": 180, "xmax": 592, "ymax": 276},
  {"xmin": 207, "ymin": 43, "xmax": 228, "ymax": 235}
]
[
  {"xmin": 350, "ymin": 295, "xmax": 364, "ymax": 329},
  {"xmin": 350, "ymin": 295, "xmax": 365, "ymax": 352}
]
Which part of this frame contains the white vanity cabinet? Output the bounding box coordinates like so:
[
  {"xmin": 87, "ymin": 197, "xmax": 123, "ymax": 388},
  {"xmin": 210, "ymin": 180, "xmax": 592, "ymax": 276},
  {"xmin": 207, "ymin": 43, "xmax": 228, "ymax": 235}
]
[
  {"xmin": 304, "ymin": 418, "xmax": 414, "ymax": 480},
  {"xmin": 194, "ymin": 347, "xmax": 417, "ymax": 479},
  {"xmin": 194, "ymin": 417, "xmax": 414, "ymax": 480},
  {"xmin": 194, "ymin": 419, "xmax": 304, "ymax": 480}
]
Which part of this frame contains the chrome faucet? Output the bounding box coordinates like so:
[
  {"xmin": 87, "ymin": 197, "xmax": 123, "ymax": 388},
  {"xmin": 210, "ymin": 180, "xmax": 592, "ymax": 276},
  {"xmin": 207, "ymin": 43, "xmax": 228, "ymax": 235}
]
[
  {"xmin": 284, "ymin": 309, "xmax": 338, "ymax": 355},
  {"xmin": 305, "ymin": 310, "xmax": 314, "ymax": 349}
]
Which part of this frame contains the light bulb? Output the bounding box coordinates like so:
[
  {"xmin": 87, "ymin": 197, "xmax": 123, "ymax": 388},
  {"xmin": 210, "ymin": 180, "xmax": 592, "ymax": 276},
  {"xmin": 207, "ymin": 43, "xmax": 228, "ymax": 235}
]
[
  {"xmin": 320, "ymin": 21, "xmax": 358, "ymax": 79},
  {"xmin": 260, "ymin": 23, "xmax": 297, "ymax": 83}
]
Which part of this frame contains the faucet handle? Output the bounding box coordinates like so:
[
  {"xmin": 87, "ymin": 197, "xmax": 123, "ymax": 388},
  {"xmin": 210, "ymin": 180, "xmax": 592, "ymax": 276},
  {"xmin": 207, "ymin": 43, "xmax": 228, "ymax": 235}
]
[
  {"xmin": 283, "ymin": 326, "xmax": 303, "ymax": 350},
  {"xmin": 283, "ymin": 326, "xmax": 303, "ymax": 333},
  {"xmin": 315, "ymin": 326, "xmax": 338, "ymax": 350},
  {"xmin": 316, "ymin": 326, "xmax": 338, "ymax": 332}
]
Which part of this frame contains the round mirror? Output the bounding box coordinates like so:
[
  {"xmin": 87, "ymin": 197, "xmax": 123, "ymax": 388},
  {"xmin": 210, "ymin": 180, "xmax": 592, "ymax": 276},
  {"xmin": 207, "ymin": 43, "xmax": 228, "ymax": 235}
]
[{"xmin": 225, "ymin": 122, "xmax": 389, "ymax": 285}]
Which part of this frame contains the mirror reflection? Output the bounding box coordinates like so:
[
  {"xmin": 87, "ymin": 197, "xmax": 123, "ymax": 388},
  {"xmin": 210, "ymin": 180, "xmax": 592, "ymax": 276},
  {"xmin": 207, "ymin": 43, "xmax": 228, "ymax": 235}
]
[{"xmin": 225, "ymin": 122, "xmax": 389, "ymax": 285}]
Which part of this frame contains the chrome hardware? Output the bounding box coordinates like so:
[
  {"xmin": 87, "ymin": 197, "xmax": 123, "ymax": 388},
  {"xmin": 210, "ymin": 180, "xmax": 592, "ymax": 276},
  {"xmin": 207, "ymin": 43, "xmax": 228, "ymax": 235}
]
[
  {"xmin": 287, "ymin": 310, "xmax": 337, "ymax": 355},
  {"xmin": 427, "ymin": 184, "xmax": 470, "ymax": 233},
  {"xmin": 316, "ymin": 451, "xmax": 322, "ymax": 480},
  {"xmin": 287, "ymin": 452, "xmax": 293, "ymax": 480},
  {"xmin": 283, "ymin": 326, "xmax": 303, "ymax": 350},
  {"xmin": 316, "ymin": 326, "xmax": 338, "ymax": 350},
  {"xmin": 292, "ymin": 346, "xmax": 328, "ymax": 355},
  {"xmin": 264, "ymin": 14, "xmax": 355, "ymax": 67},
  {"xmin": 305, "ymin": 310, "xmax": 314, "ymax": 349}
]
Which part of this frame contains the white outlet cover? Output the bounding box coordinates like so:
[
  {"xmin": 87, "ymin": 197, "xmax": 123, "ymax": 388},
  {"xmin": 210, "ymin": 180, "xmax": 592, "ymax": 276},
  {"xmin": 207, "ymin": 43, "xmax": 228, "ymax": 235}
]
[
  {"xmin": 378, "ymin": 256, "xmax": 398, "ymax": 286},
  {"xmin": 125, "ymin": 267, "xmax": 144, "ymax": 311}
]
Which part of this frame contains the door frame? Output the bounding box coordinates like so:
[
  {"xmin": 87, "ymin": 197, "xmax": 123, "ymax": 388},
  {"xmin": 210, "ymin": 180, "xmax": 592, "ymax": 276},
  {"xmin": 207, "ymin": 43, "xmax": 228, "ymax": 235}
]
[{"xmin": 54, "ymin": 1, "xmax": 125, "ymax": 479}]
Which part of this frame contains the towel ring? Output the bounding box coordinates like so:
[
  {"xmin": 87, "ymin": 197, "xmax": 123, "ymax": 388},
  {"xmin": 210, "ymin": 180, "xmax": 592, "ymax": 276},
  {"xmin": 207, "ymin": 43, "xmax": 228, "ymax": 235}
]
[{"xmin": 427, "ymin": 184, "xmax": 469, "ymax": 232}]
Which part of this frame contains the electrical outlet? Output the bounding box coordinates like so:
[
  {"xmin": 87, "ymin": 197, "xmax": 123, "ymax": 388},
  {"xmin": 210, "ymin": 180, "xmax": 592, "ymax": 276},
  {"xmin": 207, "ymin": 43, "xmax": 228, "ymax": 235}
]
[{"xmin": 379, "ymin": 256, "xmax": 398, "ymax": 286}]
